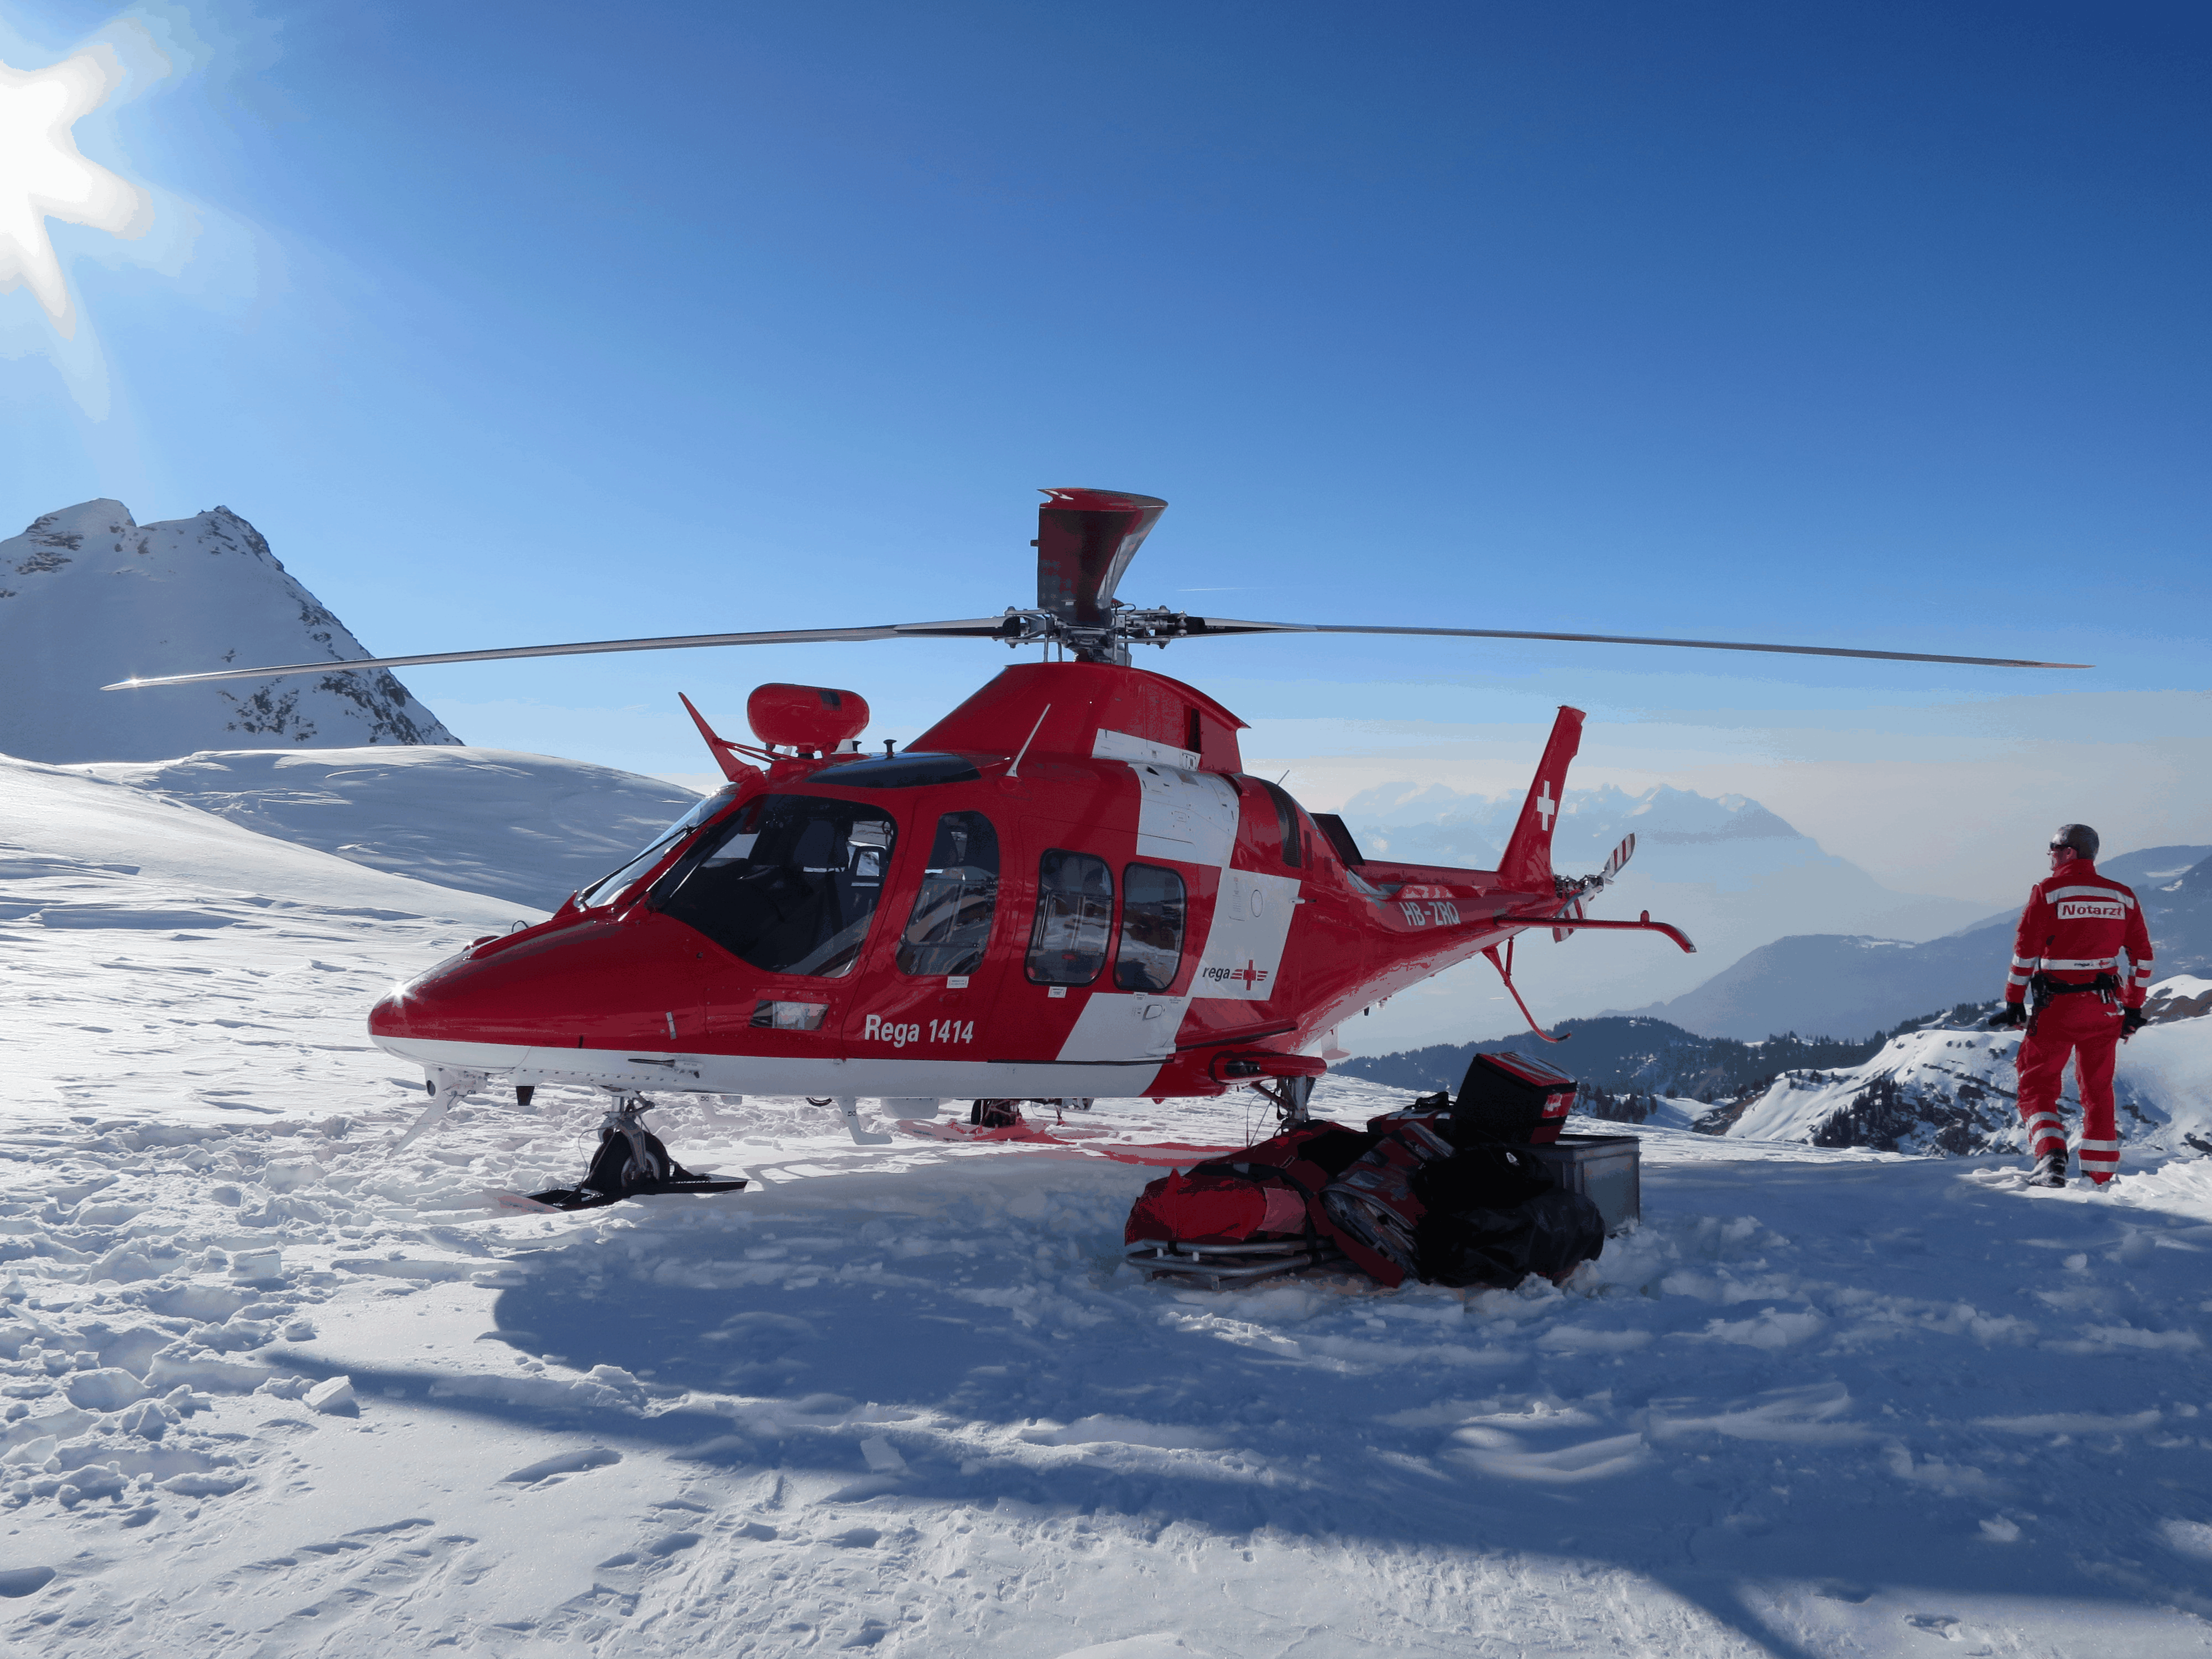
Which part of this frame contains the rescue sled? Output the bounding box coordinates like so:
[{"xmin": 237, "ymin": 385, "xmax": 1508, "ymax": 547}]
[{"xmin": 1124, "ymin": 1235, "xmax": 1352, "ymax": 1290}]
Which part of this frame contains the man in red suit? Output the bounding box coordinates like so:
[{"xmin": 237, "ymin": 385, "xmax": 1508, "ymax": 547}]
[{"xmin": 1988, "ymin": 825, "xmax": 2154, "ymax": 1187}]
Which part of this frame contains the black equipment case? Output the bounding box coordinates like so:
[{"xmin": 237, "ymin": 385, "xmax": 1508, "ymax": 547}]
[{"xmin": 1455, "ymin": 1051, "xmax": 1578, "ymax": 1145}]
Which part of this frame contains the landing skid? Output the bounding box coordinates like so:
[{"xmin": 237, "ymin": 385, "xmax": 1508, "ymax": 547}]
[
  {"xmin": 838, "ymin": 1095, "xmax": 893, "ymax": 1146},
  {"xmin": 808, "ymin": 1095, "xmax": 894, "ymax": 1145},
  {"xmin": 393, "ymin": 1065, "xmax": 487, "ymax": 1151},
  {"xmin": 496, "ymin": 1175, "xmax": 748, "ymax": 1214},
  {"xmin": 509, "ymin": 1092, "xmax": 744, "ymax": 1212},
  {"xmin": 1248, "ymin": 1075, "xmax": 1317, "ymax": 1126}
]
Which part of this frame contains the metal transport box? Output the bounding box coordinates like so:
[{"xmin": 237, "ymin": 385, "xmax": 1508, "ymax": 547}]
[{"xmin": 1529, "ymin": 1131, "xmax": 1641, "ymax": 1234}]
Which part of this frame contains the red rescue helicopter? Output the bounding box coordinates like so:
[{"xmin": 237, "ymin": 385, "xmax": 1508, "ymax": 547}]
[{"xmin": 111, "ymin": 489, "xmax": 2078, "ymax": 1203}]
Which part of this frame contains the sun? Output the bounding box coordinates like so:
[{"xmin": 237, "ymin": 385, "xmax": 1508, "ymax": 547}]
[{"xmin": 0, "ymin": 47, "xmax": 149, "ymax": 340}]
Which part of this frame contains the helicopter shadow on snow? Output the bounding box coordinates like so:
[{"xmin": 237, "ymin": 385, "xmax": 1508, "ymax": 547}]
[{"xmin": 273, "ymin": 1155, "xmax": 2207, "ymax": 1659}]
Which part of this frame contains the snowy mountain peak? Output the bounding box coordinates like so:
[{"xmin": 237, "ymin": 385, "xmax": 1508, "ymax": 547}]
[
  {"xmin": 1620, "ymin": 785, "xmax": 1799, "ymax": 843},
  {"xmin": 0, "ymin": 499, "xmax": 458, "ymax": 764},
  {"xmin": 18, "ymin": 495, "xmax": 136, "ymax": 546}
]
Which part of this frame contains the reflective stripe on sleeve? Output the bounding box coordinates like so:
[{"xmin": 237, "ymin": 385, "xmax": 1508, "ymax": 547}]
[{"xmin": 2007, "ymin": 972, "xmax": 2031, "ymax": 987}]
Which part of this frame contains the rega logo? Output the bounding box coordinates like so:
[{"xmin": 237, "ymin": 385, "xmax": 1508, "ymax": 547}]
[{"xmin": 861, "ymin": 1014, "xmax": 922, "ymax": 1047}]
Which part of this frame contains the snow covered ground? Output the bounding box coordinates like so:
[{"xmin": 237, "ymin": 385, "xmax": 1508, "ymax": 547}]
[
  {"xmin": 8, "ymin": 756, "xmax": 2212, "ymax": 1656},
  {"xmin": 75, "ymin": 747, "xmax": 701, "ymax": 910}
]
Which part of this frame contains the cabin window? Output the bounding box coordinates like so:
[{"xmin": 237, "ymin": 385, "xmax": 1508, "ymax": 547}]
[
  {"xmin": 1254, "ymin": 779, "xmax": 1305, "ymax": 868},
  {"xmin": 577, "ymin": 783, "xmax": 743, "ymax": 909},
  {"xmin": 655, "ymin": 794, "xmax": 898, "ymax": 978},
  {"xmin": 1026, "ymin": 849, "xmax": 1114, "ymax": 985},
  {"xmin": 896, "ymin": 811, "xmax": 1000, "ymax": 977},
  {"xmin": 1114, "ymin": 863, "xmax": 1186, "ymax": 992}
]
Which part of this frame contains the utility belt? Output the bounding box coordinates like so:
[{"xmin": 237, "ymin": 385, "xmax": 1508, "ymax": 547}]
[{"xmin": 2027, "ymin": 971, "xmax": 2121, "ymax": 1032}]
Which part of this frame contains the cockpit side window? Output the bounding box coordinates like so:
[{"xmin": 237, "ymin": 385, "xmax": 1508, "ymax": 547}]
[
  {"xmin": 897, "ymin": 811, "xmax": 1000, "ymax": 977},
  {"xmin": 656, "ymin": 794, "xmax": 898, "ymax": 978},
  {"xmin": 577, "ymin": 783, "xmax": 743, "ymax": 909},
  {"xmin": 1114, "ymin": 863, "xmax": 1186, "ymax": 992},
  {"xmin": 1026, "ymin": 849, "xmax": 1114, "ymax": 985}
]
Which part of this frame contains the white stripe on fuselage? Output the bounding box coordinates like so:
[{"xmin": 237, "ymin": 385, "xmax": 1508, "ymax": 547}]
[
  {"xmin": 1054, "ymin": 755, "xmax": 1302, "ymax": 1062},
  {"xmin": 1055, "ymin": 990, "xmax": 1189, "ymax": 1062},
  {"xmin": 1123, "ymin": 758, "xmax": 1239, "ymax": 865},
  {"xmin": 1191, "ymin": 867, "xmax": 1301, "ymax": 1002},
  {"xmin": 373, "ymin": 1034, "xmax": 1168, "ymax": 1099}
]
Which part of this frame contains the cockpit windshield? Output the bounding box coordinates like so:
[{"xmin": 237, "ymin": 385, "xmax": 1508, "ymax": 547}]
[
  {"xmin": 656, "ymin": 794, "xmax": 899, "ymax": 978},
  {"xmin": 577, "ymin": 784, "xmax": 742, "ymax": 909}
]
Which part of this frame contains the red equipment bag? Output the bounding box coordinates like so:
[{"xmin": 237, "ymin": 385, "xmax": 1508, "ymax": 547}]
[
  {"xmin": 1123, "ymin": 1121, "xmax": 1378, "ymax": 1248},
  {"xmin": 1319, "ymin": 1114, "xmax": 1458, "ymax": 1286},
  {"xmin": 1321, "ymin": 1108, "xmax": 1605, "ymax": 1288},
  {"xmin": 1455, "ymin": 1051, "xmax": 1578, "ymax": 1145}
]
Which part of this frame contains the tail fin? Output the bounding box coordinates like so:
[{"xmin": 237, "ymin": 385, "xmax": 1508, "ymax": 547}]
[
  {"xmin": 679, "ymin": 693, "xmax": 760, "ymax": 783},
  {"xmin": 1497, "ymin": 706, "xmax": 1585, "ymax": 893}
]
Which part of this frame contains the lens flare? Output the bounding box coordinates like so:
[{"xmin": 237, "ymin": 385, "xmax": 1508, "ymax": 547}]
[{"xmin": 0, "ymin": 45, "xmax": 150, "ymax": 340}]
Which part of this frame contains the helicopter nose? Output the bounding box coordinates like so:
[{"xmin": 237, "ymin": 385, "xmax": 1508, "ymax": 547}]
[{"xmin": 368, "ymin": 915, "xmax": 705, "ymax": 1050}]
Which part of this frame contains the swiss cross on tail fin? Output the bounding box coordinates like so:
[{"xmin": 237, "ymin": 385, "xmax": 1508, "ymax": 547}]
[{"xmin": 1498, "ymin": 706, "xmax": 1585, "ymax": 893}]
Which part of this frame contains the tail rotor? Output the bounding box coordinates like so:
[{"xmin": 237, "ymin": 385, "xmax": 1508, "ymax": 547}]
[{"xmin": 1554, "ymin": 832, "xmax": 1635, "ymax": 942}]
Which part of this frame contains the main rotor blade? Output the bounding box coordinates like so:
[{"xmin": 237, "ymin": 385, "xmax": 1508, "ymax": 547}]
[
  {"xmin": 98, "ymin": 617, "xmax": 1020, "ymax": 691},
  {"xmin": 1182, "ymin": 618, "xmax": 2088, "ymax": 670}
]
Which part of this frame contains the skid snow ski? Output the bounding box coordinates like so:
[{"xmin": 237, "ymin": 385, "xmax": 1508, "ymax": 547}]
[{"xmin": 107, "ymin": 488, "xmax": 2084, "ymax": 1206}]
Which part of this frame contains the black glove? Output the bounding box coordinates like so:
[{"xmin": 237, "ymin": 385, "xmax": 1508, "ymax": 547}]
[
  {"xmin": 1987, "ymin": 1003, "xmax": 2027, "ymax": 1030},
  {"xmin": 2121, "ymin": 1006, "xmax": 2149, "ymax": 1039}
]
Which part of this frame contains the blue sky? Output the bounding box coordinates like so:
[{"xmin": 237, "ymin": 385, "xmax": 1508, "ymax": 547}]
[{"xmin": 4, "ymin": 1, "xmax": 2208, "ymax": 896}]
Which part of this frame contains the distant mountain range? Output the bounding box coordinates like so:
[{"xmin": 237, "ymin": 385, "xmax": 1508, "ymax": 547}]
[
  {"xmin": 1337, "ymin": 780, "xmax": 1990, "ymax": 1053},
  {"xmin": 1609, "ymin": 843, "xmax": 2212, "ymax": 1039},
  {"xmin": 0, "ymin": 499, "xmax": 455, "ymax": 763},
  {"xmin": 1340, "ymin": 968, "xmax": 2212, "ymax": 1162},
  {"xmin": 1336, "ymin": 1015, "xmax": 1906, "ymax": 1102}
]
